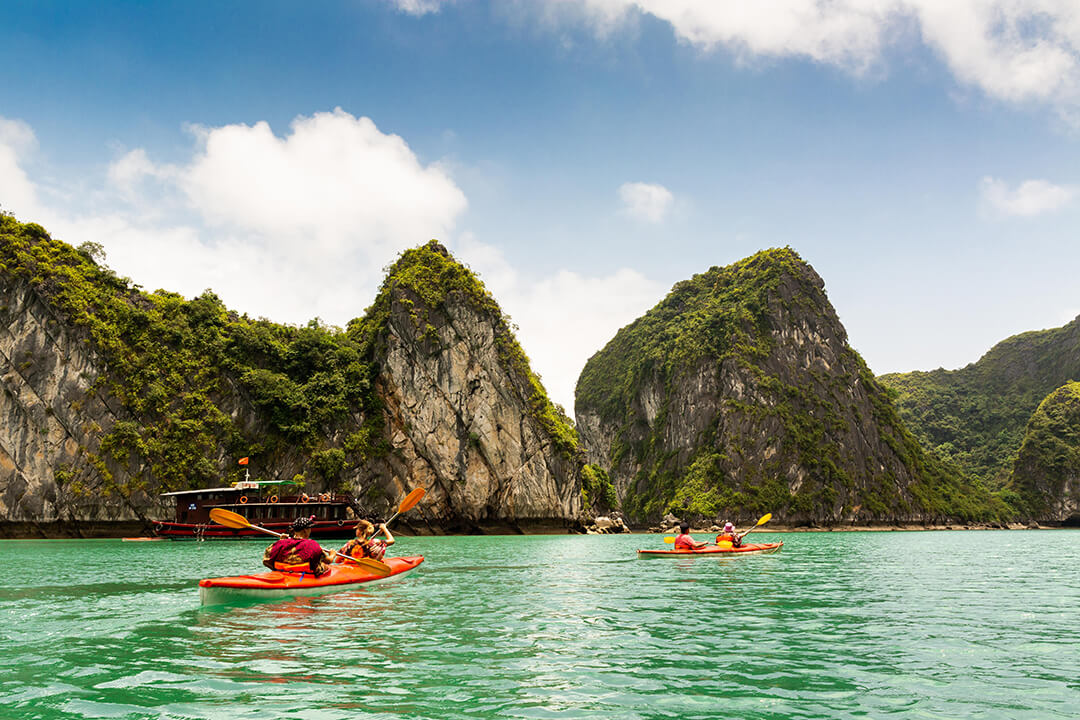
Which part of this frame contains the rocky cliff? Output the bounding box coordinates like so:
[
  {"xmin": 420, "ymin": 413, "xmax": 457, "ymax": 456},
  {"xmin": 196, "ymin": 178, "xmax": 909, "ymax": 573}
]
[
  {"xmin": 346, "ymin": 242, "xmax": 587, "ymax": 531},
  {"xmin": 0, "ymin": 217, "xmax": 589, "ymax": 535},
  {"xmin": 575, "ymin": 248, "xmax": 1001, "ymax": 526},
  {"xmin": 1004, "ymin": 382, "xmax": 1080, "ymax": 523},
  {"xmin": 0, "ymin": 260, "xmax": 161, "ymax": 533}
]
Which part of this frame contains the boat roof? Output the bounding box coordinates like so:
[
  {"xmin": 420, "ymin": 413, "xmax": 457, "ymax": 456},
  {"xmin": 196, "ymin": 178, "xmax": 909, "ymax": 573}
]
[
  {"xmin": 160, "ymin": 479, "xmax": 301, "ymax": 497},
  {"xmin": 160, "ymin": 486, "xmax": 239, "ymax": 497}
]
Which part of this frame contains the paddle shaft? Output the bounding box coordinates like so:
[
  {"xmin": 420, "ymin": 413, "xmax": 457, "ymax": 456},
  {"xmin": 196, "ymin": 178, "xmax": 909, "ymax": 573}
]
[{"xmin": 739, "ymin": 513, "xmax": 772, "ymax": 540}]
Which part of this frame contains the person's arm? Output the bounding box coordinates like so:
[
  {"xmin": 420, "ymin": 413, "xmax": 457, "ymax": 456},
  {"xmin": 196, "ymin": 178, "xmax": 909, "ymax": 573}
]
[{"xmin": 378, "ymin": 523, "xmax": 395, "ymax": 546}]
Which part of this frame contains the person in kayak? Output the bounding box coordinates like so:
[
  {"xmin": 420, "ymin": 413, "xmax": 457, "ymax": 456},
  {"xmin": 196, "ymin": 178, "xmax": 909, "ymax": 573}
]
[
  {"xmin": 673, "ymin": 521, "xmax": 708, "ymax": 551},
  {"xmin": 336, "ymin": 520, "xmax": 395, "ymax": 563},
  {"xmin": 715, "ymin": 522, "xmax": 743, "ymax": 547},
  {"xmin": 262, "ymin": 515, "xmax": 333, "ymax": 575}
]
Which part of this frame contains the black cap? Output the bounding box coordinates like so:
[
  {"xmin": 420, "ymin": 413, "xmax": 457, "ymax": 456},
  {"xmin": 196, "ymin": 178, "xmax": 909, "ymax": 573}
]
[
  {"xmin": 291, "ymin": 515, "xmax": 315, "ymax": 531},
  {"xmin": 679, "ymin": 521, "xmax": 690, "ymax": 532}
]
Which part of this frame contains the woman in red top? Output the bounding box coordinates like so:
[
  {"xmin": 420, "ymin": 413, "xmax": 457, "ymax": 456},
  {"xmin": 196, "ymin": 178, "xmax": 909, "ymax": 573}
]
[
  {"xmin": 262, "ymin": 516, "xmax": 333, "ymax": 575},
  {"xmin": 673, "ymin": 521, "xmax": 708, "ymax": 551}
]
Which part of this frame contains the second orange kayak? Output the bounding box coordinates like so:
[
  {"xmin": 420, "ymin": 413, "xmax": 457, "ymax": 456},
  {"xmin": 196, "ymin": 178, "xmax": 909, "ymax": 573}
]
[{"xmin": 637, "ymin": 542, "xmax": 783, "ymax": 557}]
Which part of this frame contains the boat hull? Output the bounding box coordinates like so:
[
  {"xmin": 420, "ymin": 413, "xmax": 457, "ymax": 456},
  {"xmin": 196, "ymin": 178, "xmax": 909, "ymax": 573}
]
[
  {"xmin": 637, "ymin": 541, "xmax": 783, "ymax": 556},
  {"xmin": 199, "ymin": 555, "xmax": 424, "ymax": 605}
]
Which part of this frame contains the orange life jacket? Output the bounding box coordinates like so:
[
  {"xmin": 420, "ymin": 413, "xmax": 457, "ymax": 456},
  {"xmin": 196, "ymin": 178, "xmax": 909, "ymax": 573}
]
[{"xmin": 273, "ymin": 562, "xmax": 312, "ymax": 573}]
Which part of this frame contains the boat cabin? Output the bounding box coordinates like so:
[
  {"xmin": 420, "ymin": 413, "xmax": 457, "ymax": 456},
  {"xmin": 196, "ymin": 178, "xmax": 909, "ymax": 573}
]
[{"xmin": 154, "ymin": 479, "xmax": 361, "ymax": 540}]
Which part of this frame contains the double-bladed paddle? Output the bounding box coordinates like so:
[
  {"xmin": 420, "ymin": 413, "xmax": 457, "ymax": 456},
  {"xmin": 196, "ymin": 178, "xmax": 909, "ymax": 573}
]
[{"xmin": 208, "ymin": 507, "xmax": 392, "ymax": 577}]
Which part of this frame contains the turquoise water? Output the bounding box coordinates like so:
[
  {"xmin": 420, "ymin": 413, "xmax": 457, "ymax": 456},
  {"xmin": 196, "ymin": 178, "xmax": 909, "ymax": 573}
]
[{"xmin": 1, "ymin": 531, "xmax": 1078, "ymax": 719}]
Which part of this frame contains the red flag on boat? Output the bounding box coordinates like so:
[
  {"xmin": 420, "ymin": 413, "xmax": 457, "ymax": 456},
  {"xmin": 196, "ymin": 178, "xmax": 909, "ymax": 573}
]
[{"xmin": 238, "ymin": 457, "xmax": 249, "ymax": 466}]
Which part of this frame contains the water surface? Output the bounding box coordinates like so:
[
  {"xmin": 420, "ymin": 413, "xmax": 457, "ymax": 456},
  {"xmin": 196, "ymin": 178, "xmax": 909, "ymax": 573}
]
[{"xmin": 2, "ymin": 531, "xmax": 1077, "ymax": 719}]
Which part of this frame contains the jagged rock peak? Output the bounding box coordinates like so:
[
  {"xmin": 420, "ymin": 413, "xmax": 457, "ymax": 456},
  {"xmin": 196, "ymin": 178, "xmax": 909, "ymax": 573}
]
[
  {"xmin": 576, "ymin": 246, "xmax": 836, "ymax": 424},
  {"xmin": 576, "ymin": 246, "xmax": 992, "ymax": 526},
  {"xmin": 349, "ymin": 239, "xmax": 588, "ymax": 530},
  {"xmin": 354, "ymin": 240, "xmax": 502, "ymax": 339}
]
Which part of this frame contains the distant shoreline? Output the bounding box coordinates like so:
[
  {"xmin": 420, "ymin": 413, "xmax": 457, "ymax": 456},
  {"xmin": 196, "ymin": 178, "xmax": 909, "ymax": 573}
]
[{"xmin": 0, "ymin": 520, "xmax": 1073, "ymax": 540}]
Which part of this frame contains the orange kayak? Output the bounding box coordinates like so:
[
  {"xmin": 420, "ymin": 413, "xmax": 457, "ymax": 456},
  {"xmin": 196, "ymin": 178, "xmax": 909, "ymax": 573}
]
[
  {"xmin": 637, "ymin": 542, "xmax": 783, "ymax": 557},
  {"xmin": 199, "ymin": 555, "xmax": 424, "ymax": 605}
]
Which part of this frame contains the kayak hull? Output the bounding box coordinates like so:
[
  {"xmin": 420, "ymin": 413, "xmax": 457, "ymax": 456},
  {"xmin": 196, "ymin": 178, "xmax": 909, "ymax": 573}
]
[
  {"xmin": 637, "ymin": 542, "xmax": 783, "ymax": 556},
  {"xmin": 199, "ymin": 555, "xmax": 424, "ymax": 605}
]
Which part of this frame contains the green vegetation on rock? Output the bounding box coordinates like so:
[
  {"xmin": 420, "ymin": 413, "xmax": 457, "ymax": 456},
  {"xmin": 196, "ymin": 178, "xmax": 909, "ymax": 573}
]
[
  {"xmin": 879, "ymin": 318, "xmax": 1080, "ymax": 488},
  {"xmin": 577, "ymin": 248, "xmax": 809, "ymax": 424},
  {"xmin": 350, "ymin": 240, "xmax": 580, "ymax": 458},
  {"xmin": 581, "ymin": 463, "xmax": 617, "ymax": 510},
  {"xmin": 1004, "ymin": 381, "xmax": 1080, "ymax": 519},
  {"xmin": 1, "ymin": 215, "xmax": 382, "ymax": 496}
]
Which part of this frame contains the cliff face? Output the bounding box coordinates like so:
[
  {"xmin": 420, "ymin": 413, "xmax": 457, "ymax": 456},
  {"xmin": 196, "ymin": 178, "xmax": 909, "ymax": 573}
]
[
  {"xmin": 0, "ymin": 218, "xmax": 586, "ymax": 534},
  {"xmin": 576, "ymin": 248, "xmax": 995, "ymax": 526},
  {"xmin": 0, "ymin": 273, "xmax": 165, "ymax": 529},
  {"xmin": 1006, "ymin": 382, "xmax": 1080, "ymax": 523},
  {"xmin": 349, "ymin": 243, "xmax": 584, "ymax": 530}
]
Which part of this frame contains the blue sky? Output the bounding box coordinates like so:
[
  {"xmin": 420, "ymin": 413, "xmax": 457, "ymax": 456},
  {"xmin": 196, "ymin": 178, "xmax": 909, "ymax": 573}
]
[{"xmin": 2, "ymin": 0, "xmax": 1080, "ymax": 411}]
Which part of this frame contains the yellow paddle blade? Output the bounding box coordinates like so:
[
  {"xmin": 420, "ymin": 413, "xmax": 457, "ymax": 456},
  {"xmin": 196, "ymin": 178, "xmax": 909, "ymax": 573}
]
[
  {"xmin": 398, "ymin": 487, "xmax": 426, "ymax": 514},
  {"xmin": 756, "ymin": 513, "xmax": 772, "ymax": 526},
  {"xmin": 209, "ymin": 508, "xmax": 252, "ymax": 529}
]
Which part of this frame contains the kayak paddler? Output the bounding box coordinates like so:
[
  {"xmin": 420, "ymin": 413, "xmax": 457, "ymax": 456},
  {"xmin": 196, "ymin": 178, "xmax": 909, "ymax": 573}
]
[
  {"xmin": 673, "ymin": 521, "xmax": 708, "ymax": 550},
  {"xmin": 715, "ymin": 521, "xmax": 743, "ymax": 547},
  {"xmin": 262, "ymin": 516, "xmax": 333, "ymax": 576},
  {"xmin": 336, "ymin": 520, "xmax": 394, "ymax": 563}
]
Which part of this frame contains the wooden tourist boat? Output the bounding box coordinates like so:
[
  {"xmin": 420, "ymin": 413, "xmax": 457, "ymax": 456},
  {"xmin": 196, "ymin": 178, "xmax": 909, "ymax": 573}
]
[{"xmin": 153, "ymin": 478, "xmax": 363, "ymax": 540}]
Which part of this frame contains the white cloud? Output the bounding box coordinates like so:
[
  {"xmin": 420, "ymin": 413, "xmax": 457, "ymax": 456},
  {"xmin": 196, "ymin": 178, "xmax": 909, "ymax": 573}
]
[
  {"xmin": 387, "ymin": 0, "xmax": 450, "ymax": 16},
  {"xmin": 0, "ymin": 117, "xmax": 40, "ymax": 217},
  {"xmin": 980, "ymin": 176, "xmax": 1078, "ymax": 216},
  {"xmin": 179, "ymin": 109, "xmax": 467, "ymax": 255},
  {"xmin": 619, "ymin": 181, "xmax": 673, "ymax": 223},
  {"xmin": 544, "ymin": 1, "xmax": 1080, "ymax": 110},
  {"xmin": 3, "ymin": 110, "xmax": 468, "ymax": 328},
  {"xmin": 107, "ymin": 148, "xmax": 171, "ymax": 190},
  {"xmin": 0, "ymin": 117, "xmax": 37, "ymax": 154},
  {"xmin": 457, "ymin": 239, "xmax": 664, "ymax": 411}
]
